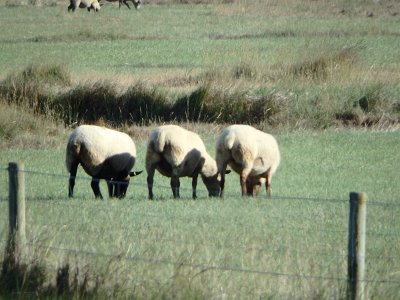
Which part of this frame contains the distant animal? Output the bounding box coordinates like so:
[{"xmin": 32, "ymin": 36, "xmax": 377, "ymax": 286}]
[
  {"xmin": 66, "ymin": 125, "xmax": 142, "ymax": 199},
  {"xmin": 106, "ymin": 0, "xmax": 141, "ymax": 9},
  {"xmin": 216, "ymin": 124, "xmax": 280, "ymax": 197},
  {"xmin": 68, "ymin": 0, "xmax": 102, "ymax": 12},
  {"xmin": 145, "ymin": 125, "xmax": 227, "ymax": 199}
]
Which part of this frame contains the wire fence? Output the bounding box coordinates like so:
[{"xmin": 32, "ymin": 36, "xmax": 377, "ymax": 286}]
[
  {"xmin": 1, "ymin": 165, "xmax": 400, "ymax": 298},
  {"xmin": 2, "ymin": 166, "xmax": 400, "ymax": 205}
]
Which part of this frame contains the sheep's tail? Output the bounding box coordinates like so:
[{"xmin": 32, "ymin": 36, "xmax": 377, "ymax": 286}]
[
  {"xmin": 65, "ymin": 140, "xmax": 80, "ymax": 171},
  {"xmin": 151, "ymin": 130, "xmax": 166, "ymax": 153},
  {"xmin": 223, "ymin": 130, "xmax": 236, "ymax": 151}
]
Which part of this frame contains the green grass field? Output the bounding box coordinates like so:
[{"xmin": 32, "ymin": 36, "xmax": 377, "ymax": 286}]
[
  {"xmin": 1, "ymin": 1, "xmax": 399, "ymax": 130},
  {"xmin": 1, "ymin": 2, "xmax": 399, "ymax": 78},
  {"xmin": 0, "ymin": 0, "xmax": 399, "ymax": 298},
  {"xmin": 1, "ymin": 130, "xmax": 399, "ymax": 298}
]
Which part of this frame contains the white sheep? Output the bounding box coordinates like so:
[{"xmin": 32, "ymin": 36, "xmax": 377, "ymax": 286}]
[
  {"xmin": 106, "ymin": 0, "xmax": 141, "ymax": 9},
  {"xmin": 66, "ymin": 125, "xmax": 142, "ymax": 199},
  {"xmin": 145, "ymin": 125, "xmax": 225, "ymax": 199},
  {"xmin": 68, "ymin": 0, "xmax": 102, "ymax": 12},
  {"xmin": 216, "ymin": 124, "xmax": 280, "ymax": 197}
]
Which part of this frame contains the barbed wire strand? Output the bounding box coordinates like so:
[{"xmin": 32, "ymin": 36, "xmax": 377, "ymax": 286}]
[
  {"xmin": 26, "ymin": 224, "xmax": 353, "ymax": 260},
  {"xmin": 22, "ymin": 198, "xmax": 399, "ymax": 238},
  {"xmin": 1, "ymin": 230, "xmax": 398, "ymax": 264},
  {"xmin": 1, "ymin": 168, "xmax": 400, "ymax": 287},
  {"xmin": 23, "ymin": 241, "xmax": 400, "ymax": 285},
  {"xmin": 1, "ymin": 202, "xmax": 399, "ymax": 239},
  {"xmin": 2, "ymin": 167, "xmax": 400, "ymax": 207},
  {"xmin": 22, "ymin": 218, "xmax": 400, "ymax": 260}
]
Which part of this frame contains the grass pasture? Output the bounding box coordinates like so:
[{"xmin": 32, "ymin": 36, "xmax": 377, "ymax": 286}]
[
  {"xmin": 1, "ymin": 130, "xmax": 400, "ymax": 298},
  {"xmin": 0, "ymin": 0, "xmax": 399, "ymax": 298},
  {"xmin": 0, "ymin": 1, "xmax": 400, "ymax": 129}
]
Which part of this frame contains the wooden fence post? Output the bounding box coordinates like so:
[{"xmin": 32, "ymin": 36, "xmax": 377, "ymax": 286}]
[
  {"xmin": 6, "ymin": 162, "xmax": 26, "ymax": 263},
  {"xmin": 348, "ymin": 192, "xmax": 367, "ymax": 300}
]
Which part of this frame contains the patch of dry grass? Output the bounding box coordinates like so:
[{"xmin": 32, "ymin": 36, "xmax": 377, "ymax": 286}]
[{"xmin": 0, "ymin": 102, "xmax": 66, "ymax": 149}]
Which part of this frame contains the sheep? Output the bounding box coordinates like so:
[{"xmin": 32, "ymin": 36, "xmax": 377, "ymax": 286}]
[
  {"xmin": 68, "ymin": 0, "xmax": 102, "ymax": 12},
  {"xmin": 145, "ymin": 125, "xmax": 226, "ymax": 200},
  {"xmin": 66, "ymin": 125, "xmax": 142, "ymax": 199},
  {"xmin": 105, "ymin": 0, "xmax": 141, "ymax": 9},
  {"xmin": 216, "ymin": 124, "xmax": 280, "ymax": 197}
]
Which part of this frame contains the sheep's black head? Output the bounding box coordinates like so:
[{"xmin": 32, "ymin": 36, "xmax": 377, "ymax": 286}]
[
  {"xmin": 203, "ymin": 170, "xmax": 231, "ymax": 197},
  {"xmin": 111, "ymin": 178, "xmax": 130, "ymax": 198},
  {"xmin": 202, "ymin": 175, "xmax": 221, "ymax": 197},
  {"xmin": 110, "ymin": 171, "xmax": 142, "ymax": 198}
]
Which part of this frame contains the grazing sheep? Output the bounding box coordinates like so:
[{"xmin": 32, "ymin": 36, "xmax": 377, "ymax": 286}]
[
  {"xmin": 68, "ymin": 0, "xmax": 102, "ymax": 12},
  {"xmin": 146, "ymin": 125, "xmax": 225, "ymax": 199},
  {"xmin": 106, "ymin": 0, "xmax": 141, "ymax": 9},
  {"xmin": 216, "ymin": 124, "xmax": 280, "ymax": 197},
  {"xmin": 66, "ymin": 125, "xmax": 142, "ymax": 199}
]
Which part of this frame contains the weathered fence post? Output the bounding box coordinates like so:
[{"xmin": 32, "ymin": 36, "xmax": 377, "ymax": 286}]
[
  {"xmin": 347, "ymin": 192, "xmax": 367, "ymax": 300},
  {"xmin": 6, "ymin": 162, "xmax": 26, "ymax": 263}
]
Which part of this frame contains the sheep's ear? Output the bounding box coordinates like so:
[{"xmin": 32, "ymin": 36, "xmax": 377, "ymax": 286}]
[
  {"xmin": 130, "ymin": 170, "xmax": 143, "ymax": 177},
  {"xmin": 225, "ymin": 170, "xmax": 231, "ymax": 174}
]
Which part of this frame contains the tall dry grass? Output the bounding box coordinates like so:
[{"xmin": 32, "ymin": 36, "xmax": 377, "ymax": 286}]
[{"xmin": 0, "ymin": 60, "xmax": 398, "ymax": 134}]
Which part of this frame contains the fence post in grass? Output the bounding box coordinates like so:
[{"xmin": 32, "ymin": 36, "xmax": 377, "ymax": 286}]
[
  {"xmin": 6, "ymin": 162, "xmax": 26, "ymax": 263},
  {"xmin": 347, "ymin": 192, "xmax": 367, "ymax": 300}
]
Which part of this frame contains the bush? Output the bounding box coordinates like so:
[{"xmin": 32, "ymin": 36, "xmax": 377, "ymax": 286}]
[
  {"xmin": 173, "ymin": 86, "xmax": 284, "ymax": 123},
  {"xmin": 122, "ymin": 84, "xmax": 171, "ymax": 124},
  {"xmin": 0, "ymin": 63, "xmax": 398, "ymax": 131},
  {"xmin": 54, "ymin": 81, "xmax": 120, "ymax": 126}
]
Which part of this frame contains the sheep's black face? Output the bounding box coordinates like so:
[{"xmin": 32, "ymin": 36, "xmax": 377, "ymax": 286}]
[
  {"xmin": 208, "ymin": 189, "xmax": 220, "ymax": 197},
  {"xmin": 202, "ymin": 175, "xmax": 221, "ymax": 197},
  {"xmin": 109, "ymin": 178, "xmax": 130, "ymax": 198},
  {"xmin": 118, "ymin": 180, "xmax": 129, "ymax": 198}
]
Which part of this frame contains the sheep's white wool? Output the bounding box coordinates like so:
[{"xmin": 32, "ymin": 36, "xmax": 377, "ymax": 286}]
[
  {"xmin": 66, "ymin": 125, "xmax": 139, "ymax": 198},
  {"xmin": 69, "ymin": 0, "xmax": 101, "ymax": 11},
  {"xmin": 149, "ymin": 126, "xmax": 211, "ymax": 171},
  {"xmin": 66, "ymin": 125, "xmax": 136, "ymax": 175},
  {"xmin": 146, "ymin": 125, "xmax": 220, "ymax": 199},
  {"xmin": 216, "ymin": 124, "xmax": 280, "ymax": 196}
]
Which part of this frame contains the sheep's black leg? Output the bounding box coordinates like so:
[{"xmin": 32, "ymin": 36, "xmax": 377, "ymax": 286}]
[
  {"xmin": 114, "ymin": 181, "xmax": 120, "ymax": 198},
  {"xmin": 68, "ymin": 176, "xmax": 75, "ymax": 197},
  {"xmin": 171, "ymin": 176, "xmax": 180, "ymax": 198},
  {"xmin": 114, "ymin": 178, "xmax": 127, "ymax": 198},
  {"xmin": 146, "ymin": 166, "xmax": 155, "ymax": 200},
  {"xmin": 107, "ymin": 180, "xmax": 114, "ymax": 198},
  {"xmin": 123, "ymin": 0, "xmax": 131, "ymax": 9},
  {"xmin": 117, "ymin": 179, "xmax": 129, "ymax": 199},
  {"xmin": 91, "ymin": 178, "xmax": 103, "ymax": 199},
  {"xmin": 192, "ymin": 174, "xmax": 198, "ymax": 199},
  {"xmin": 219, "ymin": 164, "xmax": 228, "ymax": 198},
  {"xmin": 68, "ymin": 162, "xmax": 79, "ymax": 198}
]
